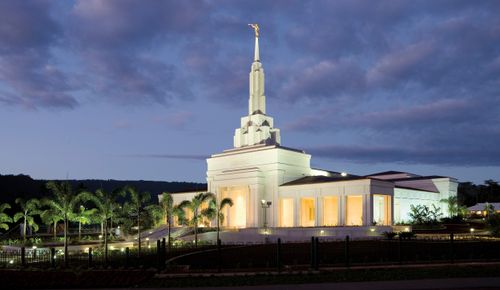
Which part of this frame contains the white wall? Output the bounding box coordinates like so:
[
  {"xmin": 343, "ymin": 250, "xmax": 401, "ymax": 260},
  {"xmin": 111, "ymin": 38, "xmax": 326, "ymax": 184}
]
[
  {"xmin": 206, "ymin": 145, "xmax": 312, "ymax": 228},
  {"xmin": 393, "ymin": 177, "xmax": 458, "ymax": 223}
]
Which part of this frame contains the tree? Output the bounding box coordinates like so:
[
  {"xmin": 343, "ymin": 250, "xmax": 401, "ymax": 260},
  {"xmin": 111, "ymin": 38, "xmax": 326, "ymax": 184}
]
[
  {"xmin": 441, "ymin": 196, "xmax": 459, "ymax": 217},
  {"xmin": 146, "ymin": 192, "xmax": 178, "ymax": 250},
  {"xmin": 80, "ymin": 188, "xmax": 124, "ymax": 263},
  {"xmin": 45, "ymin": 181, "xmax": 87, "ymax": 267},
  {"xmin": 40, "ymin": 208, "xmax": 63, "ymax": 240},
  {"xmin": 0, "ymin": 203, "xmax": 12, "ymax": 231},
  {"xmin": 207, "ymin": 194, "xmax": 233, "ymax": 243},
  {"xmin": 178, "ymin": 192, "xmax": 214, "ymax": 247},
  {"xmin": 123, "ymin": 186, "xmax": 151, "ymax": 257},
  {"xmin": 484, "ymin": 202, "xmax": 495, "ymax": 217},
  {"xmin": 72, "ymin": 205, "xmax": 97, "ymax": 241},
  {"xmin": 409, "ymin": 204, "xmax": 442, "ymax": 225},
  {"xmin": 13, "ymin": 198, "xmax": 41, "ymax": 241}
]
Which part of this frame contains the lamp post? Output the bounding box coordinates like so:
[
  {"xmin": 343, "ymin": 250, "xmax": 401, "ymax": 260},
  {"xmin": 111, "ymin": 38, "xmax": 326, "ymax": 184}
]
[{"xmin": 261, "ymin": 199, "xmax": 272, "ymax": 229}]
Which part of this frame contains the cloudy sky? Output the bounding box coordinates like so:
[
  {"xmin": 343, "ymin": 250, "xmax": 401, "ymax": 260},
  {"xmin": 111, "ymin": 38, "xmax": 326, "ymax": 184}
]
[{"xmin": 1, "ymin": 0, "xmax": 499, "ymax": 184}]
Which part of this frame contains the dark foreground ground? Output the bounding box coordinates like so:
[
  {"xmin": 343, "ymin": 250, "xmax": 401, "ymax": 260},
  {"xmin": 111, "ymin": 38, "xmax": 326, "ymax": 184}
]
[
  {"xmin": 138, "ymin": 277, "xmax": 500, "ymax": 290},
  {"xmin": 3, "ymin": 262, "xmax": 500, "ymax": 289}
]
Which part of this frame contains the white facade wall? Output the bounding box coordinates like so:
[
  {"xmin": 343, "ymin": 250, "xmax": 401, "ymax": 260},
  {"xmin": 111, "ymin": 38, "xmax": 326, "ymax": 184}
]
[
  {"xmin": 278, "ymin": 179, "xmax": 394, "ymax": 227},
  {"xmin": 393, "ymin": 177, "xmax": 458, "ymax": 223},
  {"xmin": 206, "ymin": 144, "xmax": 312, "ymax": 228}
]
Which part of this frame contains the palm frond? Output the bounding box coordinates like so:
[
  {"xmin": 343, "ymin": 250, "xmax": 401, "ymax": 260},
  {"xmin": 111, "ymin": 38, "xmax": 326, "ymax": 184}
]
[
  {"xmin": 0, "ymin": 203, "xmax": 11, "ymax": 212},
  {"xmin": 220, "ymin": 198, "xmax": 234, "ymax": 210},
  {"xmin": 13, "ymin": 212, "xmax": 24, "ymax": 222}
]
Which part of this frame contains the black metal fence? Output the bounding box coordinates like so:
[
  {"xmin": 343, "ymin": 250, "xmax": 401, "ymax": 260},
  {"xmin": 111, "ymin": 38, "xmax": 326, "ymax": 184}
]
[
  {"xmin": 1, "ymin": 235, "xmax": 499, "ymax": 271},
  {"xmin": 171, "ymin": 235, "xmax": 500, "ymax": 271}
]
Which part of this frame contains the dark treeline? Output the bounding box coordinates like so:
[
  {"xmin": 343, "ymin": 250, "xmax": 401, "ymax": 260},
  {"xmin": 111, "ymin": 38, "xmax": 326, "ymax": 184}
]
[
  {"xmin": 1, "ymin": 174, "xmax": 498, "ymax": 208},
  {"xmin": 0, "ymin": 174, "xmax": 206, "ymax": 205},
  {"xmin": 458, "ymin": 180, "xmax": 500, "ymax": 206}
]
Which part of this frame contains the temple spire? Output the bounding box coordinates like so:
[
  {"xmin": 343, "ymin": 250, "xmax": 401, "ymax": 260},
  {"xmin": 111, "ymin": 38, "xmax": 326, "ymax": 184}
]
[
  {"xmin": 248, "ymin": 23, "xmax": 260, "ymax": 62},
  {"xmin": 254, "ymin": 36, "xmax": 260, "ymax": 62},
  {"xmin": 233, "ymin": 24, "xmax": 281, "ymax": 148}
]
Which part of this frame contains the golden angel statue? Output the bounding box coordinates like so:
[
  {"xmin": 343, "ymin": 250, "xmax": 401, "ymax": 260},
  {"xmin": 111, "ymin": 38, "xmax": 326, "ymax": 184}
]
[{"xmin": 248, "ymin": 23, "xmax": 259, "ymax": 37}]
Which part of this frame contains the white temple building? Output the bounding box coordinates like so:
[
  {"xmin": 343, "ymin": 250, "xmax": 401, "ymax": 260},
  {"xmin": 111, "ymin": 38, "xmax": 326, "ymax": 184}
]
[{"xmin": 163, "ymin": 27, "xmax": 458, "ymax": 240}]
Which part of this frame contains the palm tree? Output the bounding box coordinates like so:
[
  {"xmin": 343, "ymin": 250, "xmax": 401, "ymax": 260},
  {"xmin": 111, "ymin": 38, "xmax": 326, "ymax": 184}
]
[
  {"xmin": 146, "ymin": 192, "xmax": 178, "ymax": 250},
  {"xmin": 207, "ymin": 194, "xmax": 233, "ymax": 243},
  {"xmin": 440, "ymin": 196, "xmax": 459, "ymax": 217},
  {"xmin": 0, "ymin": 203, "xmax": 12, "ymax": 231},
  {"xmin": 484, "ymin": 202, "xmax": 495, "ymax": 218},
  {"xmin": 72, "ymin": 205, "xmax": 97, "ymax": 241},
  {"xmin": 123, "ymin": 186, "xmax": 151, "ymax": 257},
  {"xmin": 13, "ymin": 198, "xmax": 41, "ymax": 241},
  {"xmin": 178, "ymin": 192, "xmax": 214, "ymax": 247},
  {"xmin": 80, "ymin": 188, "xmax": 124, "ymax": 262},
  {"xmin": 45, "ymin": 181, "xmax": 87, "ymax": 266},
  {"xmin": 40, "ymin": 208, "xmax": 63, "ymax": 240}
]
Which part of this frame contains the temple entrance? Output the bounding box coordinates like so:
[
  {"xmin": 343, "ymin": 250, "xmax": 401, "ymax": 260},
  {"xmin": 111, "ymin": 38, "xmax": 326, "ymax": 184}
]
[{"xmin": 220, "ymin": 186, "xmax": 249, "ymax": 228}]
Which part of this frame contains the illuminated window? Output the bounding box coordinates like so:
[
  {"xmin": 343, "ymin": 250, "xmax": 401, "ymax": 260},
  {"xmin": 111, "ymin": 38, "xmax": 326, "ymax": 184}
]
[
  {"xmin": 300, "ymin": 198, "xmax": 315, "ymax": 227},
  {"xmin": 280, "ymin": 198, "xmax": 294, "ymax": 227},
  {"xmin": 346, "ymin": 195, "xmax": 363, "ymax": 226},
  {"xmin": 322, "ymin": 196, "xmax": 338, "ymax": 226},
  {"xmin": 373, "ymin": 195, "xmax": 391, "ymax": 225},
  {"xmin": 221, "ymin": 186, "xmax": 248, "ymax": 228}
]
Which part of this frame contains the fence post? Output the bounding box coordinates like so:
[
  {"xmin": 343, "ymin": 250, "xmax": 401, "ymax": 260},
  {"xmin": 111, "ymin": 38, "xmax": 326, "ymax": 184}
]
[
  {"xmin": 88, "ymin": 247, "xmax": 93, "ymax": 268},
  {"xmin": 310, "ymin": 236, "xmax": 315, "ymax": 269},
  {"xmin": 276, "ymin": 238, "xmax": 282, "ymax": 273},
  {"xmin": 21, "ymin": 247, "xmax": 26, "ymax": 267},
  {"xmin": 125, "ymin": 247, "xmax": 130, "ymax": 268},
  {"xmin": 314, "ymin": 237, "xmax": 319, "ymax": 270},
  {"xmin": 450, "ymin": 233, "xmax": 454, "ymax": 264},
  {"xmin": 344, "ymin": 235, "xmax": 350, "ymax": 267},
  {"xmin": 156, "ymin": 240, "xmax": 161, "ymax": 270},
  {"xmin": 161, "ymin": 238, "xmax": 166, "ymax": 268},
  {"xmin": 50, "ymin": 248, "xmax": 56, "ymax": 268},
  {"xmin": 217, "ymin": 238, "xmax": 222, "ymax": 273},
  {"xmin": 398, "ymin": 235, "xmax": 402, "ymax": 265}
]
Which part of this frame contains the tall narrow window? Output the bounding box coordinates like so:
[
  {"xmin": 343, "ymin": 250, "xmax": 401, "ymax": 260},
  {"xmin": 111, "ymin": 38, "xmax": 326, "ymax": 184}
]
[
  {"xmin": 346, "ymin": 195, "xmax": 363, "ymax": 226},
  {"xmin": 300, "ymin": 198, "xmax": 315, "ymax": 227},
  {"xmin": 373, "ymin": 194, "xmax": 391, "ymax": 225},
  {"xmin": 280, "ymin": 198, "xmax": 294, "ymax": 227},
  {"xmin": 323, "ymin": 196, "xmax": 339, "ymax": 226}
]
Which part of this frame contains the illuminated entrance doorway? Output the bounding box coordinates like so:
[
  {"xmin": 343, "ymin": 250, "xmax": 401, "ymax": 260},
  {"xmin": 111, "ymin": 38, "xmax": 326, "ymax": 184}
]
[{"xmin": 220, "ymin": 186, "xmax": 249, "ymax": 228}]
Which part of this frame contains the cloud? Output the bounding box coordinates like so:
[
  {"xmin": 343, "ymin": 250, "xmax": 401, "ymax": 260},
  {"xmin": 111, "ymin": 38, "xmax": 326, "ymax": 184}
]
[
  {"xmin": 0, "ymin": 1, "xmax": 78, "ymax": 109},
  {"xmin": 154, "ymin": 111, "xmax": 194, "ymax": 129},
  {"xmin": 308, "ymin": 144, "xmax": 500, "ymax": 167},
  {"xmin": 121, "ymin": 153, "xmax": 206, "ymax": 161},
  {"xmin": 279, "ymin": 60, "xmax": 366, "ymax": 102}
]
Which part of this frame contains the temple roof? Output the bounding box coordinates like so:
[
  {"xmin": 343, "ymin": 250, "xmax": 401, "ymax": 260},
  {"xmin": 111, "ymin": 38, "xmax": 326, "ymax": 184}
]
[{"xmin": 280, "ymin": 175, "xmax": 369, "ymax": 186}]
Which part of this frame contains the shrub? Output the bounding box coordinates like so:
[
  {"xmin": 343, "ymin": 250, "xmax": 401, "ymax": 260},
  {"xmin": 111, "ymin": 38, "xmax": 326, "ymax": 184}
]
[
  {"xmin": 398, "ymin": 232, "xmax": 416, "ymax": 240},
  {"xmin": 487, "ymin": 213, "xmax": 500, "ymax": 237},
  {"xmin": 409, "ymin": 204, "xmax": 442, "ymax": 225},
  {"xmin": 382, "ymin": 231, "xmax": 397, "ymax": 240},
  {"xmin": 441, "ymin": 215, "xmax": 466, "ymax": 224}
]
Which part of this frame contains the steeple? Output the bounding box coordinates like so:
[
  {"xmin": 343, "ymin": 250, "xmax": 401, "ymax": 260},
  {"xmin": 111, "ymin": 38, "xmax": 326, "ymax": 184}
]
[
  {"xmin": 248, "ymin": 24, "xmax": 265, "ymax": 115},
  {"xmin": 233, "ymin": 24, "xmax": 281, "ymax": 148},
  {"xmin": 254, "ymin": 36, "xmax": 260, "ymax": 62}
]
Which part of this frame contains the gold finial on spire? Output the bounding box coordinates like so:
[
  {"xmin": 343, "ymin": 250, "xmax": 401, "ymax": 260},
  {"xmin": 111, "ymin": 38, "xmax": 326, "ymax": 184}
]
[{"xmin": 248, "ymin": 23, "xmax": 259, "ymax": 37}]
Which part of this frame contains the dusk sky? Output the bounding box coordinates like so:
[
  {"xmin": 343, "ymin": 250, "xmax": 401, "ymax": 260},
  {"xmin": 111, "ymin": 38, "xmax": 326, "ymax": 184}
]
[{"xmin": 1, "ymin": 0, "xmax": 499, "ymax": 184}]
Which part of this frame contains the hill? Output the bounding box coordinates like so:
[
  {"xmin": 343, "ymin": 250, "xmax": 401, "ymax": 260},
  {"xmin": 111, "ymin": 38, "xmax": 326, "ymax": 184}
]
[{"xmin": 0, "ymin": 174, "xmax": 206, "ymax": 204}]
